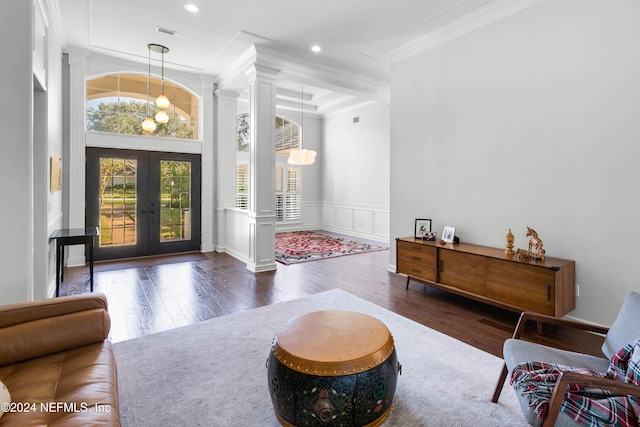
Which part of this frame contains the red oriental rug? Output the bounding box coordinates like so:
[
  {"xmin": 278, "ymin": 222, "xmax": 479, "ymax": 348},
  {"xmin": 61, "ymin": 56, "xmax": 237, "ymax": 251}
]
[{"xmin": 275, "ymin": 231, "xmax": 387, "ymax": 265}]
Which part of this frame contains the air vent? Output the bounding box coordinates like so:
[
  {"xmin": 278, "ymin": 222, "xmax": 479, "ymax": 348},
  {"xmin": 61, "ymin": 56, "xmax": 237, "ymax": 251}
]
[{"xmin": 156, "ymin": 26, "xmax": 177, "ymax": 36}]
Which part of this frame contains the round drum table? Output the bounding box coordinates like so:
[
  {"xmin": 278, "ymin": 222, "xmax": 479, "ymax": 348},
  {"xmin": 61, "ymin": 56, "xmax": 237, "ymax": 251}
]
[{"xmin": 267, "ymin": 311, "xmax": 400, "ymax": 427}]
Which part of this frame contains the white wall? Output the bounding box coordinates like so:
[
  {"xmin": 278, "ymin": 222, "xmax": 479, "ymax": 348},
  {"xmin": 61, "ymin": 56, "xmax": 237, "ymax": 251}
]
[
  {"xmin": 0, "ymin": 0, "xmax": 63, "ymax": 303},
  {"xmin": 0, "ymin": 0, "xmax": 34, "ymax": 303},
  {"xmin": 390, "ymin": 0, "xmax": 640, "ymax": 326},
  {"xmin": 322, "ymin": 102, "xmax": 390, "ymax": 242},
  {"xmin": 44, "ymin": 4, "xmax": 65, "ymax": 299}
]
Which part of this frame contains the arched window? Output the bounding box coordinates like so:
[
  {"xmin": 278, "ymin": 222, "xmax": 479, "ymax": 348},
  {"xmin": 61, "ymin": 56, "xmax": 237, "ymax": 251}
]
[
  {"xmin": 86, "ymin": 73, "xmax": 199, "ymax": 140},
  {"xmin": 236, "ymin": 114, "xmax": 302, "ymax": 223}
]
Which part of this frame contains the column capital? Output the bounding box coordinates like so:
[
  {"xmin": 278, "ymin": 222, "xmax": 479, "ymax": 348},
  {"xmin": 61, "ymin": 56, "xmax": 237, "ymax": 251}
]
[
  {"xmin": 215, "ymin": 89, "xmax": 241, "ymax": 100},
  {"xmin": 64, "ymin": 48, "xmax": 88, "ymax": 67},
  {"xmin": 201, "ymin": 78, "xmax": 216, "ymax": 92},
  {"xmin": 246, "ymin": 63, "xmax": 281, "ymax": 84}
]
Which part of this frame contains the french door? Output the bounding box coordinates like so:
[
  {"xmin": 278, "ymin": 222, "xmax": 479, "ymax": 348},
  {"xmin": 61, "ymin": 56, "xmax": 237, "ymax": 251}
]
[{"xmin": 86, "ymin": 148, "xmax": 201, "ymax": 261}]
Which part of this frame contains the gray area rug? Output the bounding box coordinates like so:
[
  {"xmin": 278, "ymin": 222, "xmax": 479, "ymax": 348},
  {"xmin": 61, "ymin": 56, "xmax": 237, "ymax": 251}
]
[{"xmin": 114, "ymin": 289, "xmax": 527, "ymax": 426}]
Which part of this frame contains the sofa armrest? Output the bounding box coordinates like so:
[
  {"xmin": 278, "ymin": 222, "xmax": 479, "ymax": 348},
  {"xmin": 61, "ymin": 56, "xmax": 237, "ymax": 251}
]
[
  {"xmin": 0, "ymin": 293, "xmax": 111, "ymax": 366},
  {"xmin": 512, "ymin": 311, "xmax": 610, "ymax": 340},
  {"xmin": 543, "ymin": 371, "xmax": 640, "ymax": 426}
]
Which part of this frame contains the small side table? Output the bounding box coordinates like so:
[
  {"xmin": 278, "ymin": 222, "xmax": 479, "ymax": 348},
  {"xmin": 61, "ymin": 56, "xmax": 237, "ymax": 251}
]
[{"xmin": 49, "ymin": 227, "xmax": 99, "ymax": 297}]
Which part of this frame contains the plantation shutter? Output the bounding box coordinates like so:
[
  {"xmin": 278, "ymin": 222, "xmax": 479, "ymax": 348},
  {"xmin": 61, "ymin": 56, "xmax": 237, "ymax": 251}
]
[
  {"xmin": 236, "ymin": 164, "xmax": 248, "ymax": 210},
  {"xmin": 275, "ymin": 166, "xmax": 284, "ymax": 221},
  {"xmin": 275, "ymin": 165, "xmax": 300, "ymax": 222},
  {"xmin": 286, "ymin": 167, "xmax": 300, "ymax": 221}
]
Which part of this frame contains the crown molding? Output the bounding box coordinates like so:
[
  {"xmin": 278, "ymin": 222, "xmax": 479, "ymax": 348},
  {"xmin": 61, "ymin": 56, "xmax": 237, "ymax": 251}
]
[
  {"xmin": 390, "ymin": 0, "xmax": 544, "ymax": 64},
  {"xmin": 254, "ymin": 45, "xmax": 390, "ymax": 105},
  {"xmin": 217, "ymin": 44, "xmax": 390, "ymax": 105}
]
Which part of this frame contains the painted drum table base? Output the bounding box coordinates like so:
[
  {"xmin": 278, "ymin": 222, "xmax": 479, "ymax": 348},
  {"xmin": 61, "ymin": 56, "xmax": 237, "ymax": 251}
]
[{"xmin": 267, "ymin": 311, "xmax": 401, "ymax": 427}]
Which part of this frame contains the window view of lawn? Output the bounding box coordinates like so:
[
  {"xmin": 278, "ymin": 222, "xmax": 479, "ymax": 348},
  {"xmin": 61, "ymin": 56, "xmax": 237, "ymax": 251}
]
[
  {"xmin": 160, "ymin": 160, "xmax": 191, "ymax": 242},
  {"xmin": 100, "ymin": 157, "xmax": 137, "ymax": 246},
  {"xmin": 98, "ymin": 157, "xmax": 192, "ymax": 247}
]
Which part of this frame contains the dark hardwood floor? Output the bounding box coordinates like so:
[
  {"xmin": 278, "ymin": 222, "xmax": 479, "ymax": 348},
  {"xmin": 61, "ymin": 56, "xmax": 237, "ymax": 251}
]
[{"xmin": 60, "ymin": 248, "xmax": 604, "ymax": 359}]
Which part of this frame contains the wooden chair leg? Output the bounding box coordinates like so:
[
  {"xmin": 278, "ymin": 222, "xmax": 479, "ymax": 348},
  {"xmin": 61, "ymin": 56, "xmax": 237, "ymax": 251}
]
[
  {"xmin": 537, "ymin": 320, "xmax": 543, "ymax": 335},
  {"xmin": 491, "ymin": 363, "xmax": 509, "ymax": 403}
]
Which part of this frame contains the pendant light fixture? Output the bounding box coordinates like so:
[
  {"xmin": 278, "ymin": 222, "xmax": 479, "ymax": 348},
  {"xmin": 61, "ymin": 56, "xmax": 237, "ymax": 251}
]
[
  {"xmin": 149, "ymin": 43, "xmax": 170, "ymax": 124},
  {"xmin": 141, "ymin": 45, "xmax": 157, "ymax": 133},
  {"xmin": 141, "ymin": 43, "xmax": 170, "ymax": 133},
  {"xmin": 288, "ymin": 83, "xmax": 317, "ymax": 165}
]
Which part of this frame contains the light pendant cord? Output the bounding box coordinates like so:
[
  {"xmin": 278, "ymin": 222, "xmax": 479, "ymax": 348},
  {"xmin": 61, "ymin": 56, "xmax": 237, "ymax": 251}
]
[
  {"xmin": 147, "ymin": 46, "xmax": 151, "ymax": 117},
  {"xmin": 161, "ymin": 50, "xmax": 165, "ymax": 95}
]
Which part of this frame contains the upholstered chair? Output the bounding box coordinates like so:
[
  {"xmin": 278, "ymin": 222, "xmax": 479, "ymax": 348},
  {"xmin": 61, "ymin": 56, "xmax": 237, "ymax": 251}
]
[{"xmin": 492, "ymin": 291, "xmax": 640, "ymax": 426}]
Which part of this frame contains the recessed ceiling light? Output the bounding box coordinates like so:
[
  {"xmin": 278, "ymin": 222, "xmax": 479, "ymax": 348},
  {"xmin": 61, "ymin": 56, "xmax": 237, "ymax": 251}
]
[
  {"xmin": 184, "ymin": 4, "xmax": 200, "ymax": 13},
  {"xmin": 311, "ymin": 45, "xmax": 322, "ymax": 53}
]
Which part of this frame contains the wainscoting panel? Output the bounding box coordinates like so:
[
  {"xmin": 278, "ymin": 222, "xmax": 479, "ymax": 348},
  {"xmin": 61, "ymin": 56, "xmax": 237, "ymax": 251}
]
[
  {"xmin": 374, "ymin": 210, "xmax": 390, "ymax": 237},
  {"xmin": 222, "ymin": 209, "xmax": 250, "ymax": 262},
  {"xmin": 303, "ymin": 203, "xmax": 321, "ymax": 228},
  {"xmin": 321, "ymin": 203, "xmax": 389, "ymax": 243},
  {"xmin": 354, "ymin": 209, "xmax": 373, "ymax": 234},
  {"xmin": 335, "ymin": 207, "xmax": 354, "ymax": 230}
]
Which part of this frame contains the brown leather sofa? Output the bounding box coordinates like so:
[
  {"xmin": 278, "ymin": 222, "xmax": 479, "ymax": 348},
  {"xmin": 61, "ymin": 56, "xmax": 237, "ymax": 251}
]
[{"xmin": 0, "ymin": 293, "xmax": 120, "ymax": 426}]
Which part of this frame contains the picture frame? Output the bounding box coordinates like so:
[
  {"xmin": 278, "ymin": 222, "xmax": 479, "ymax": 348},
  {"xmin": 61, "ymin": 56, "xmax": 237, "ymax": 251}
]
[
  {"xmin": 423, "ymin": 231, "xmax": 437, "ymax": 241},
  {"xmin": 50, "ymin": 156, "xmax": 62, "ymax": 192},
  {"xmin": 442, "ymin": 226, "xmax": 456, "ymax": 244},
  {"xmin": 414, "ymin": 219, "xmax": 432, "ymax": 239}
]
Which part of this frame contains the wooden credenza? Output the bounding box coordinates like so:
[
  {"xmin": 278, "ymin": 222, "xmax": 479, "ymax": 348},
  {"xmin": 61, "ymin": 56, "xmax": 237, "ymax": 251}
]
[{"xmin": 396, "ymin": 237, "xmax": 575, "ymax": 317}]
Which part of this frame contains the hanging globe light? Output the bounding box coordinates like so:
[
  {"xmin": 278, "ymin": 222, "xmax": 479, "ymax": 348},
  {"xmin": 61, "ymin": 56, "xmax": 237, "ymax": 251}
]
[
  {"xmin": 155, "ymin": 109, "xmax": 169, "ymax": 124},
  {"xmin": 142, "ymin": 117, "xmax": 157, "ymax": 132},
  {"xmin": 156, "ymin": 94, "xmax": 170, "ymax": 109}
]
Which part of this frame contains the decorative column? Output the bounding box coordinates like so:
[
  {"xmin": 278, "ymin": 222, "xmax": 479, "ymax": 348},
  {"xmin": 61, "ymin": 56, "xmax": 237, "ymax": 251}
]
[
  {"xmin": 215, "ymin": 89, "xmax": 240, "ymax": 253},
  {"xmin": 200, "ymin": 78, "xmax": 216, "ymax": 252},
  {"xmin": 246, "ymin": 64, "xmax": 279, "ymax": 272},
  {"xmin": 66, "ymin": 52, "xmax": 87, "ymax": 267}
]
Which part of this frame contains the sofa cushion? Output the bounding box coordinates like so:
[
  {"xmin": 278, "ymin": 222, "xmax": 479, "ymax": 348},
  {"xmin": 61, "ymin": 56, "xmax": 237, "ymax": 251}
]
[
  {"xmin": 504, "ymin": 339, "xmax": 611, "ymax": 427},
  {"xmin": 0, "ymin": 380, "xmax": 10, "ymax": 419},
  {"xmin": 0, "ymin": 341, "xmax": 119, "ymax": 427}
]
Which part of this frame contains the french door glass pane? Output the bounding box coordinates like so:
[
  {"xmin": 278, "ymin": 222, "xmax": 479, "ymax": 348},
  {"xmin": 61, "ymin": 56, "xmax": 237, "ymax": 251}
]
[
  {"xmin": 160, "ymin": 160, "xmax": 191, "ymax": 241},
  {"xmin": 99, "ymin": 157, "xmax": 137, "ymax": 246}
]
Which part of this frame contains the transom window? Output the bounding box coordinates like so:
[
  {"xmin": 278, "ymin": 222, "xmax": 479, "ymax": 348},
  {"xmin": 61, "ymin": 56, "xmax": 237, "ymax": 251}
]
[{"xmin": 86, "ymin": 73, "xmax": 199, "ymax": 140}]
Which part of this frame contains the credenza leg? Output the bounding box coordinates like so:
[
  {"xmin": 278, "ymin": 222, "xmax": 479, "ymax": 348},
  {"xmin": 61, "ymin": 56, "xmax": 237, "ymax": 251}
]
[{"xmin": 405, "ymin": 276, "xmax": 410, "ymax": 289}]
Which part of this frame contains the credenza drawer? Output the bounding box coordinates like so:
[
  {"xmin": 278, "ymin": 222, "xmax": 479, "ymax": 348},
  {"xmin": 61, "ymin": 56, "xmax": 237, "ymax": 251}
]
[
  {"xmin": 397, "ymin": 240, "xmax": 436, "ymax": 256},
  {"xmin": 397, "ymin": 259, "xmax": 436, "ymax": 282},
  {"xmin": 397, "ymin": 250, "xmax": 435, "ymax": 266},
  {"xmin": 397, "ymin": 240, "xmax": 436, "ymax": 282}
]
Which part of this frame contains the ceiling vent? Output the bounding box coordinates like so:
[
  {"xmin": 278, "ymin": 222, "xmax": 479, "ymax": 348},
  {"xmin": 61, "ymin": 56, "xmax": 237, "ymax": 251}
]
[{"xmin": 156, "ymin": 26, "xmax": 177, "ymax": 36}]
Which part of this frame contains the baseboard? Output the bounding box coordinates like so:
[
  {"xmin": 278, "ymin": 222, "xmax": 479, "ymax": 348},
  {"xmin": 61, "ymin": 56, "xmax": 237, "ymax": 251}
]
[
  {"xmin": 200, "ymin": 243, "xmax": 215, "ymax": 252},
  {"xmin": 47, "ymin": 279, "xmax": 57, "ymax": 298},
  {"xmin": 319, "ymin": 226, "xmax": 389, "ymax": 245},
  {"xmin": 67, "ymin": 256, "xmax": 86, "ymax": 268},
  {"xmin": 246, "ymin": 261, "xmax": 277, "ymax": 273}
]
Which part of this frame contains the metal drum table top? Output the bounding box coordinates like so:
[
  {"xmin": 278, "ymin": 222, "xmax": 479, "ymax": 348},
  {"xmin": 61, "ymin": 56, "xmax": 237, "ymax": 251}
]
[{"xmin": 271, "ymin": 310, "xmax": 395, "ymax": 376}]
